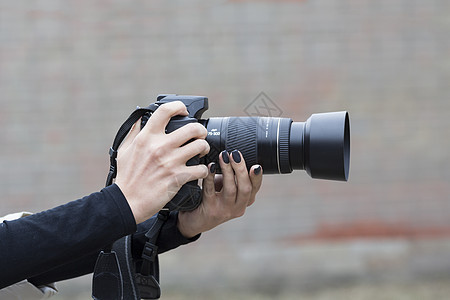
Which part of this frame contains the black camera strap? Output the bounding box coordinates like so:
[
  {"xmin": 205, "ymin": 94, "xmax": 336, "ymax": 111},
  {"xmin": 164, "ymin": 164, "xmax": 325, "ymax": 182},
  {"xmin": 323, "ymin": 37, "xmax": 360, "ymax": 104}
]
[
  {"xmin": 105, "ymin": 103, "xmax": 160, "ymax": 187},
  {"xmin": 93, "ymin": 103, "xmax": 168, "ymax": 300},
  {"xmin": 134, "ymin": 208, "xmax": 169, "ymax": 299}
]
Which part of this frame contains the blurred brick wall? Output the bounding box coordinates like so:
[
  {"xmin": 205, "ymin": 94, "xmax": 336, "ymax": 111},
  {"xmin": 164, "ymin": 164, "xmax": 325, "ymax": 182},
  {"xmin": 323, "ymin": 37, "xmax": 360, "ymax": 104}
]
[{"xmin": 1, "ymin": 0, "xmax": 449, "ymax": 296}]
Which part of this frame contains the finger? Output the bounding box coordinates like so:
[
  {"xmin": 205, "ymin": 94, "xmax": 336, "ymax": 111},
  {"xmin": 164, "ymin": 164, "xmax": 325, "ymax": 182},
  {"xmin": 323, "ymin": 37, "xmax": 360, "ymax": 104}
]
[
  {"xmin": 214, "ymin": 174, "xmax": 223, "ymax": 192},
  {"xmin": 143, "ymin": 101, "xmax": 188, "ymax": 135},
  {"xmin": 219, "ymin": 150, "xmax": 237, "ymax": 202},
  {"xmin": 177, "ymin": 139, "xmax": 210, "ymax": 163},
  {"xmin": 167, "ymin": 123, "xmax": 208, "ymax": 148},
  {"xmin": 180, "ymin": 164, "xmax": 209, "ymax": 184},
  {"xmin": 247, "ymin": 165, "xmax": 263, "ymax": 207},
  {"xmin": 202, "ymin": 163, "xmax": 216, "ymax": 198},
  {"xmin": 119, "ymin": 119, "xmax": 141, "ymax": 151},
  {"xmin": 229, "ymin": 150, "xmax": 252, "ymax": 207}
]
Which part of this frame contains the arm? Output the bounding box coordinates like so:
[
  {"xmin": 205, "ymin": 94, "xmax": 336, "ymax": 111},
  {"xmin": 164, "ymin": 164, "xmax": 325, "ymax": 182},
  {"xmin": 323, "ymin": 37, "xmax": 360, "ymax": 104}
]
[
  {"xmin": 0, "ymin": 184, "xmax": 136, "ymax": 289},
  {"xmin": 27, "ymin": 211, "xmax": 197, "ymax": 287},
  {"xmin": 1, "ymin": 101, "xmax": 209, "ymax": 288}
]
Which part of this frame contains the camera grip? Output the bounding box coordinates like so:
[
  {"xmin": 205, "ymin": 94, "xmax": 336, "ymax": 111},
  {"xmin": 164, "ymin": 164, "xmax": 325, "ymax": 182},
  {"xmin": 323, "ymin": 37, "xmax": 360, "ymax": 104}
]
[
  {"xmin": 164, "ymin": 179, "xmax": 202, "ymax": 211},
  {"xmin": 164, "ymin": 116, "xmax": 203, "ymax": 211},
  {"xmin": 164, "ymin": 154, "xmax": 203, "ymax": 211}
]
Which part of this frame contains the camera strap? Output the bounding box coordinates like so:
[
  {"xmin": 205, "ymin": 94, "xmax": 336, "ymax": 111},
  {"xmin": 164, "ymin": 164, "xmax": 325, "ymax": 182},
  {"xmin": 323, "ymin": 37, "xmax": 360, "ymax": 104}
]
[
  {"xmin": 93, "ymin": 103, "xmax": 168, "ymax": 300},
  {"xmin": 135, "ymin": 208, "xmax": 170, "ymax": 299},
  {"xmin": 105, "ymin": 103, "xmax": 160, "ymax": 187}
]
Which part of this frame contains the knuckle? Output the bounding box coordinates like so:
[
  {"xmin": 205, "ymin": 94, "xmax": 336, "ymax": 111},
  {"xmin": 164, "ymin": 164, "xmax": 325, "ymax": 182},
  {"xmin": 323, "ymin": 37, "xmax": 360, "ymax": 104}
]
[
  {"xmin": 202, "ymin": 140, "xmax": 210, "ymax": 153},
  {"xmin": 196, "ymin": 165, "xmax": 209, "ymax": 179},
  {"xmin": 134, "ymin": 135, "xmax": 146, "ymax": 148},
  {"xmin": 240, "ymin": 185, "xmax": 253, "ymax": 197},
  {"xmin": 158, "ymin": 101, "xmax": 184, "ymax": 115},
  {"xmin": 233, "ymin": 207, "xmax": 246, "ymax": 218},
  {"xmin": 197, "ymin": 124, "xmax": 208, "ymax": 138},
  {"xmin": 224, "ymin": 192, "xmax": 237, "ymax": 202},
  {"xmin": 173, "ymin": 101, "xmax": 187, "ymax": 112},
  {"xmin": 193, "ymin": 139, "xmax": 208, "ymax": 155},
  {"xmin": 211, "ymin": 212, "xmax": 223, "ymax": 223},
  {"xmin": 202, "ymin": 165, "xmax": 209, "ymax": 177},
  {"xmin": 187, "ymin": 123, "xmax": 207, "ymax": 138},
  {"xmin": 157, "ymin": 103, "xmax": 172, "ymax": 114},
  {"xmin": 221, "ymin": 211, "xmax": 232, "ymax": 221},
  {"xmin": 149, "ymin": 144, "xmax": 166, "ymax": 162},
  {"xmin": 247, "ymin": 198, "xmax": 256, "ymax": 207},
  {"xmin": 172, "ymin": 100, "xmax": 185, "ymax": 109}
]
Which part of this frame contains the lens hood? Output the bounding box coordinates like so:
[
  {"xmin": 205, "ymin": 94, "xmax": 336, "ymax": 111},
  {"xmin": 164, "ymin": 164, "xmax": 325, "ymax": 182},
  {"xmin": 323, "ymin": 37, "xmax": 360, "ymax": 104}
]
[{"xmin": 303, "ymin": 111, "xmax": 350, "ymax": 181}]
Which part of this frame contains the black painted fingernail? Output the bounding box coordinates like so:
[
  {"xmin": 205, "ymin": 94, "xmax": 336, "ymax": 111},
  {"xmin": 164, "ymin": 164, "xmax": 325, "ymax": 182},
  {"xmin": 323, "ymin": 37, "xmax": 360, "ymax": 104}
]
[
  {"xmin": 221, "ymin": 150, "xmax": 229, "ymax": 164},
  {"xmin": 210, "ymin": 162, "xmax": 216, "ymax": 173},
  {"xmin": 254, "ymin": 165, "xmax": 262, "ymax": 175},
  {"xmin": 231, "ymin": 150, "xmax": 241, "ymax": 163}
]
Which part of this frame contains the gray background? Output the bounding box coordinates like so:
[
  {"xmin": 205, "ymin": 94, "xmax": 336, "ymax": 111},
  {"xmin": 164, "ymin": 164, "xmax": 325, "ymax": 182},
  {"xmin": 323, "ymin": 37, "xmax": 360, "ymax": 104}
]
[{"xmin": 1, "ymin": 0, "xmax": 449, "ymax": 299}]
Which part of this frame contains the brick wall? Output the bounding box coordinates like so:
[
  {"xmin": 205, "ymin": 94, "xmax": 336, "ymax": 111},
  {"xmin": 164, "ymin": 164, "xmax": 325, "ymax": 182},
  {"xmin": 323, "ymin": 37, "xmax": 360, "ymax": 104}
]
[{"xmin": 1, "ymin": 0, "xmax": 449, "ymax": 296}]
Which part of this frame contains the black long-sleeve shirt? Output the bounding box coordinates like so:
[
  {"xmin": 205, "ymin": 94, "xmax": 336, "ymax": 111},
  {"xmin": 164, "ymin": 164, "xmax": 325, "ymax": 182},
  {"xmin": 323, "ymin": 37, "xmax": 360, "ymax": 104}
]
[{"xmin": 0, "ymin": 184, "xmax": 198, "ymax": 289}]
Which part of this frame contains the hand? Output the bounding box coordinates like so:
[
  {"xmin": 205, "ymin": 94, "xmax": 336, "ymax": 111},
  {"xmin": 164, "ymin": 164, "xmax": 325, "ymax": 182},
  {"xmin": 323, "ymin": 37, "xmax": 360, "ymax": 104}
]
[
  {"xmin": 115, "ymin": 101, "xmax": 210, "ymax": 224},
  {"xmin": 177, "ymin": 150, "xmax": 263, "ymax": 238}
]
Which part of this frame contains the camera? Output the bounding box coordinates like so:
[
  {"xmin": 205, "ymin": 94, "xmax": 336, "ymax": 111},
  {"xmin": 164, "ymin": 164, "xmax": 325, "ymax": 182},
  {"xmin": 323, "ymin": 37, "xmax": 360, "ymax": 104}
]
[
  {"xmin": 96, "ymin": 94, "xmax": 351, "ymax": 300},
  {"xmin": 141, "ymin": 94, "xmax": 350, "ymax": 212}
]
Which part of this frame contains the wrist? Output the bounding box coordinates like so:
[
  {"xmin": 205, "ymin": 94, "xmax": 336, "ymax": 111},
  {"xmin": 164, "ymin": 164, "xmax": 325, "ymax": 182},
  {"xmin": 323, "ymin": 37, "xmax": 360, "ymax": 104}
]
[
  {"xmin": 115, "ymin": 181, "xmax": 153, "ymax": 225},
  {"xmin": 177, "ymin": 212, "xmax": 202, "ymax": 239}
]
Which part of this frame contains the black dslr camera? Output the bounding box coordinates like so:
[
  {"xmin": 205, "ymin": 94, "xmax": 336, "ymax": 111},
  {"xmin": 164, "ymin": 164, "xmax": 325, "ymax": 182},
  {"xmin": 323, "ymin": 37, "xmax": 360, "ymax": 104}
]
[
  {"xmin": 94, "ymin": 94, "xmax": 350, "ymax": 300},
  {"xmin": 143, "ymin": 94, "xmax": 350, "ymax": 212}
]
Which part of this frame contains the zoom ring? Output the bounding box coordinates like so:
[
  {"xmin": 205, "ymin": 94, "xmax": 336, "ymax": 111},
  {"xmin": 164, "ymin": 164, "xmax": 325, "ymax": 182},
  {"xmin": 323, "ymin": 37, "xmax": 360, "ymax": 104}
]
[{"xmin": 226, "ymin": 117, "xmax": 258, "ymax": 168}]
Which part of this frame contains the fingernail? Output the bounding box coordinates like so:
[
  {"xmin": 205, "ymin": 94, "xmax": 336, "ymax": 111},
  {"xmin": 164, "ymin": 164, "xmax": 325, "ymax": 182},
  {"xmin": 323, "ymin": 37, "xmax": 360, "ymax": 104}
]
[
  {"xmin": 254, "ymin": 165, "xmax": 262, "ymax": 175},
  {"xmin": 210, "ymin": 162, "xmax": 216, "ymax": 173},
  {"xmin": 231, "ymin": 150, "xmax": 241, "ymax": 163},
  {"xmin": 221, "ymin": 150, "xmax": 229, "ymax": 164}
]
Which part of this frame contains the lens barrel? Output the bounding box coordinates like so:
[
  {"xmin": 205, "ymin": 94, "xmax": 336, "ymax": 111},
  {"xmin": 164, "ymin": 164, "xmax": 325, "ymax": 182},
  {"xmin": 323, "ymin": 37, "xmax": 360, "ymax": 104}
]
[{"xmin": 203, "ymin": 111, "xmax": 350, "ymax": 181}]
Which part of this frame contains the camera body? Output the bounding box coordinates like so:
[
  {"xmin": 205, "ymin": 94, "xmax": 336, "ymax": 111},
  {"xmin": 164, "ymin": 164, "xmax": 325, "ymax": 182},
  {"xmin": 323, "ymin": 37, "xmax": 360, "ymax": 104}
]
[{"xmin": 142, "ymin": 94, "xmax": 350, "ymax": 212}]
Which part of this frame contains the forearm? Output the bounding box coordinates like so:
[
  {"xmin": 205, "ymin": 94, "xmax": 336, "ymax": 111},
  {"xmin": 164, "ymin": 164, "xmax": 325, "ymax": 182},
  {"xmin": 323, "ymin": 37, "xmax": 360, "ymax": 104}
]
[
  {"xmin": 28, "ymin": 250, "xmax": 100, "ymax": 287},
  {"xmin": 27, "ymin": 211, "xmax": 200, "ymax": 287},
  {"xmin": 0, "ymin": 184, "xmax": 136, "ymax": 289}
]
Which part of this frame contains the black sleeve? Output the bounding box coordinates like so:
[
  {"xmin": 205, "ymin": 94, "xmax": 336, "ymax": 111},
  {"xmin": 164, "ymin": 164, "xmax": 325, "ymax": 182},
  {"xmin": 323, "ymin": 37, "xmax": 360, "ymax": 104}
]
[
  {"xmin": 0, "ymin": 184, "xmax": 137, "ymax": 289},
  {"xmin": 131, "ymin": 211, "xmax": 201, "ymax": 258},
  {"xmin": 27, "ymin": 211, "xmax": 201, "ymax": 287}
]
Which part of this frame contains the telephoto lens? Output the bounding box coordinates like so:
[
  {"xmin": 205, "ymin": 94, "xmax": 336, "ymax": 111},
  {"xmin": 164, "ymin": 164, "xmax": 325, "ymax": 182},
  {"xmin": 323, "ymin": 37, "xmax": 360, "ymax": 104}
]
[
  {"xmin": 203, "ymin": 112, "xmax": 350, "ymax": 181},
  {"xmin": 117, "ymin": 94, "xmax": 350, "ymax": 213}
]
